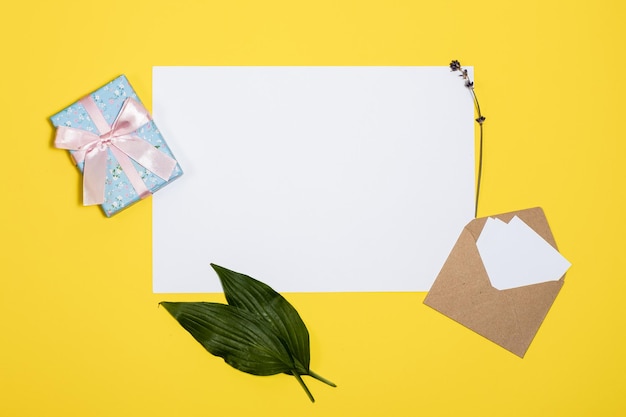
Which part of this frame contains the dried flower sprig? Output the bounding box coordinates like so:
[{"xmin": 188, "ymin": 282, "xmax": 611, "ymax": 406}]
[{"xmin": 450, "ymin": 60, "xmax": 485, "ymax": 218}]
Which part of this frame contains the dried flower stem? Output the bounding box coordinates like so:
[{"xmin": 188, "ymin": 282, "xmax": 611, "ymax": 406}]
[
  {"xmin": 450, "ymin": 60, "xmax": 485, "ymax": 218},
  {"xmin": 470, "ymin": 89, "xmax": 485, "ymax": 219}
]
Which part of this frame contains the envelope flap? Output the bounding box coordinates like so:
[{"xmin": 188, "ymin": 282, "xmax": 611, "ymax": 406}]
[{"xmin": 464, "ymin": 207, "xmax": 556, "ymax": 248}]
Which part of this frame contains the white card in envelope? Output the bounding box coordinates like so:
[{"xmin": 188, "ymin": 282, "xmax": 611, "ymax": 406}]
[
  {"xmin": 152, "ymin": 66, "xmax": 474, "ymax": 293},
  {"xmin": 476, "ymin": 216, "xmax": 572, "ymax": 290}
]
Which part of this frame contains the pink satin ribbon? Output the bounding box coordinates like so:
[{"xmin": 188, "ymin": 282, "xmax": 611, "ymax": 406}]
[{"xmin": 55, "ymin": 96, "xmax": 177, "ymax": 206}]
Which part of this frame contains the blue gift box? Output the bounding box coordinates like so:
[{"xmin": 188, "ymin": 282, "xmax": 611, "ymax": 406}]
[{"xmin": 51, "ymin": 75, "xmax": 183, "ymax": 217}]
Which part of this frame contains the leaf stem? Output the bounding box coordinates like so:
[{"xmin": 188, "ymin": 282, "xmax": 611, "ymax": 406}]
[
  {"xmin": 293, "ymin": 372, "xmax": 315, "ymax": 402},
  {"xmin": 307, "ymin": 369, "xmax": 337, "ymax": 387}
]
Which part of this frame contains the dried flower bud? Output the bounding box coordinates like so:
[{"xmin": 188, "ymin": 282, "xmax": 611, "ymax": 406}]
[{"xmin": 449, "ymin": 60, "xmax": 461, "ymax": 71}]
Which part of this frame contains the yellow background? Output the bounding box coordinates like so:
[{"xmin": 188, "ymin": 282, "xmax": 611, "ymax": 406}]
[{"xmin": 1, "ymin": 0, "xmax": 625, "ymax": 415}]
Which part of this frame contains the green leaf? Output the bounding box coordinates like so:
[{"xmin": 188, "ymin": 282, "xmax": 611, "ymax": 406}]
[
  {"xmin": 161, "ymin": 266, "xmax": 336, "ymax": 402},
  {"xmin": 210, "ymin": 263, "xmax": 311, "ymax": 373},
  {"xmin": 160, "ymin": 302, "xmax": 294, "ymax": 376}
]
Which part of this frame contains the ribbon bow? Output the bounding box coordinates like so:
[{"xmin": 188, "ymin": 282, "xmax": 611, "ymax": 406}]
[{"xmin": 55, "ymin": 97, "xmax": 177, "ymax": 206}]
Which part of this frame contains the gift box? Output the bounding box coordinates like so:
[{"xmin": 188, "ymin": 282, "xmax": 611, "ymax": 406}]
[{"xmin": 51, "ymin": 75, "xmax": 183, "ymax": 217}]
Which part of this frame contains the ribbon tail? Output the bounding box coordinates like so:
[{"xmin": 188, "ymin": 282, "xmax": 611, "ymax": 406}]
[
  {"xmin": 82, "ymin": 148, "xmax": 108, "ymax": 206},
  {"xmin": 114, "ymin": 138, "xmax": 177, "ymax": 180}
]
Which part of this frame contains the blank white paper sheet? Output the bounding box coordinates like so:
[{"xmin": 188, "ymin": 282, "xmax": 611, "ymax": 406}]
[{"xmin": 152, "ymin": 66, "xmax": 474, "ymax": 293}]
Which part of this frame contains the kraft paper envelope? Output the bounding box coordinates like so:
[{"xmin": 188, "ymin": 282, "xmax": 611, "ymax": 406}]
[{"xmin": 423, "ymin": 207, "xmax": 566, "ymax": 357}]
